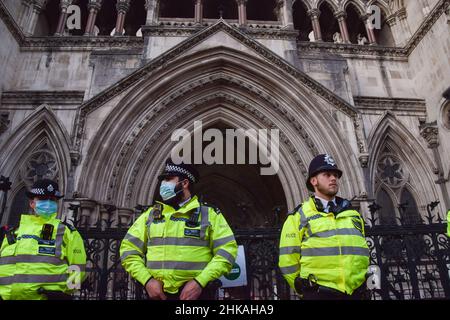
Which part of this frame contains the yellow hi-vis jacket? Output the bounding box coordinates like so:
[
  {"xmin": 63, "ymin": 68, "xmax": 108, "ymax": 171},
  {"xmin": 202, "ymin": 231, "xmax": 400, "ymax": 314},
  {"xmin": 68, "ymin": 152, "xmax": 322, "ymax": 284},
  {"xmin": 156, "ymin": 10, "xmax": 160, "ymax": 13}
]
[
  {"xmin": 0, "ymin": 213, "xmax": 87, "ymax": 300},
  {"xmin": 120, "ymin": 196, "xmax": 238, "ymax": 294},
  {"xmin": 279, "ymin": 196, "xmax": 369, "ymax": 295},
  {"xmin": 447, "ymin": 210, "xmax": 450, "ymax": 237}
]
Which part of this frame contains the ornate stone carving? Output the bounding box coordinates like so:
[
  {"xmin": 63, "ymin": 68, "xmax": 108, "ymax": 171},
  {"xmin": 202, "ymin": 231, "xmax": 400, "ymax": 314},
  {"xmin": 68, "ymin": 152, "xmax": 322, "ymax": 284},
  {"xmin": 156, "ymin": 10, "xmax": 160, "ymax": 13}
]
[
  {"xmin": 1, "ymin": 91, "xmax": 85, "ymax": 105},
  {"xmin": 354, "ymin": 96, "xmax": 427, "ymax": 115},
  {"xmin": 0, "ymin": 113, "xmax": 10, "ymax": 136},
  {"xmin": 106, "ymin": 82, "xmax": 314, "ymax": 202},
  {"xmin": 420, "ymin": 122, "xmax": 439, "ymax": 148},
  {"xmin": 116, "ymin": 0, "xmax": 131, "ymax": 14},
  {"xmin": 376, "ymin": 154, "xmax": 408, "ymax": 188},
  {"xmin": 359, "ymin": 153, "xmax": 369, "ymax": 168},
  {"xmin": 74, "ymin": 21, "xmax": 359, "ymax": 154},
  {"xmin": 19, "ymin": 142, "xmax": 59, "ymax": 186},
  {"xmin": 87, "ymin": 0, "xmax": 103, "ymax": 11}
]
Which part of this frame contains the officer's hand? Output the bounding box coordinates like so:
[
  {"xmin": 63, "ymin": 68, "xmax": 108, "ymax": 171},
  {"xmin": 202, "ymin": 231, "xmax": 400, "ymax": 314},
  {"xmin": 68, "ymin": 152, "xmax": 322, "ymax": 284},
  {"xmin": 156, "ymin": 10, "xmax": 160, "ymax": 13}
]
[
  {"xmin": 180, "ymin": 280, "xmax": 202, "ymax": 300},
  {"xmin": 145, "ymin": 278, "xmax": 167, "ymax": 300}
]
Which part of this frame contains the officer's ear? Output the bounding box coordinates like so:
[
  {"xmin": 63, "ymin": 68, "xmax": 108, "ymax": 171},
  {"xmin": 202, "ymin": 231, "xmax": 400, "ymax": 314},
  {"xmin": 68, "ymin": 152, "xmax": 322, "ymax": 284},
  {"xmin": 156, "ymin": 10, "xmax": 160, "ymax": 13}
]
[
  {"xmin": 181, "ymin": 179, "xmax": 189, "ymax": 190},
  {"xmin": 310, "ymin": 176, "xmax": 318, "ymax": 189},
  {"xmin": 29, "ymin": 198, "xmax": 36, "ymax": 209}
]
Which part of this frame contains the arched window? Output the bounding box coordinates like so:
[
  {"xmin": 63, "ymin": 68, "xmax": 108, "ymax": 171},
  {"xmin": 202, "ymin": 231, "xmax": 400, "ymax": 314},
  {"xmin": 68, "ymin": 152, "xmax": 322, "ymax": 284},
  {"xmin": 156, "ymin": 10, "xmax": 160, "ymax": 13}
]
[
  {"xmin": 374, "ymin": 146, "xmax": 423, "ymax": 225},
  {"xmin": 203, "ymin": 0, "xmax": 238, "ymax": 20},
  {"xmin": 247, "ymin": 0, "xmax": 277, "ymax": 21},
  {"xmin": 159, "ymin": 0, "xmax": 195, "ymax": 19},
  {"xmin": 345, "ymin": 3, "xmax": 366, "ymax": 44},
  {"xmin": 374, "ymin": 9, "xmax": 395, "ymax": 46},
  {"xmin": 292, "ymin": 0, "xmax": 310, "ymax": 41},
  {"xmin": 399, "ymin": 188, "xmax": 421, "ymax": 225},
  {"xmin": 318, "ymin": 1, "xmax": 339, "ymax": 42},
  {"xmin": 442, "ymin": 101, "xmax": 450, "ymax": 130},
  {"xmin": 96, "ymin": 0, "xmax": 118, "ymax": 36},
  {"xmin": 376, "ymin": 188, "xmax": 397, "ymax": 225},
  {"xmin": 125, "ymin": 0, "xmax": 146, "ymax": 35},
  {"xmin": 8, "ymin": 186, "xmax": 29, "ymax": 227},
  {"xmin": 35, "ymin": 0, "xmax": 59, "ymax": 36}
]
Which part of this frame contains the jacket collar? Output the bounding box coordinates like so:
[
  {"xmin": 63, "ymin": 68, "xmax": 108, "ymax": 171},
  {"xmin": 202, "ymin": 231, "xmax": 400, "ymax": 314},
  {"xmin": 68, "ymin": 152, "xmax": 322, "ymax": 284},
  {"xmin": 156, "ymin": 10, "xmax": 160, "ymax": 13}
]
[
  {"xmin": 157, "ymin": 195, "xmax": 200, "ymax": 216},
  {"xmin": 20, "ymin": 213, "xmax": 58, "ymax": 225}
]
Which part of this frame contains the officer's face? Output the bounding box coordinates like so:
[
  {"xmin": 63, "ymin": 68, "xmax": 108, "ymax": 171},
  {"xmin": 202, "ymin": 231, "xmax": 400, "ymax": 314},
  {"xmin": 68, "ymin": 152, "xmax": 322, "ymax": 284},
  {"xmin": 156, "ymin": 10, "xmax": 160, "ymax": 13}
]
[
  {"xmin": 163, "ymin": 176, "xmax": 189, "ymax": 190},
  {"xmin": 29, "ymin": 196, "xmax": 58, "ymax": 210},
  {"xmin": 311, "ymin": 171, "xmax": 340, "ymax": 197}
]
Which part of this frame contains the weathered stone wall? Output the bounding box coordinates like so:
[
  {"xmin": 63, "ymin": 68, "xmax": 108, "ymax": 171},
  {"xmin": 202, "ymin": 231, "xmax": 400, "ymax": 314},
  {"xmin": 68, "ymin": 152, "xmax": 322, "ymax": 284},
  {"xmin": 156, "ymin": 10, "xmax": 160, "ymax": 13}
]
[
  {"xmin": 408, "ymin": 12, "xmax": 450, "ymax": 193},
  {"xmin": 0, "ymin": 16, "xmax": 20, "ymax": 93}
]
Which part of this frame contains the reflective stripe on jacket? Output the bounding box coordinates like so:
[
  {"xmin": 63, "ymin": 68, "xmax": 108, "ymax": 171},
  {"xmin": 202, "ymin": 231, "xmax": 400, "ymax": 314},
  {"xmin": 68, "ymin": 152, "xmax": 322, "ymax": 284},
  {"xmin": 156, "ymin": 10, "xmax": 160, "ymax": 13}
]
[
  {"xmin": 120, "ymin": 196, "xmax": 238, "ymax": 294},
  {"xmin": 0, "ymin": 214, "xmax": 87, "ymax": 300},
  {"xmin": 279, "ymin": 197, "xmax": 369, "ymax": 295}
]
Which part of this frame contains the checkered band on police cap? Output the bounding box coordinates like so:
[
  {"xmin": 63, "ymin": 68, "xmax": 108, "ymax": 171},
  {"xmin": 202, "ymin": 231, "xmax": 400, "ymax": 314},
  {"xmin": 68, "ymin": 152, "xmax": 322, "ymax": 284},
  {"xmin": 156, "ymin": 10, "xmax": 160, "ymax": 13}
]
[
  {"xmin": 30, "ymin": 188, "xmax": 46, "ymax": 195},
  {"xmin": 165, "ymin": 164, "xmax": 197, "ymax": 183}
]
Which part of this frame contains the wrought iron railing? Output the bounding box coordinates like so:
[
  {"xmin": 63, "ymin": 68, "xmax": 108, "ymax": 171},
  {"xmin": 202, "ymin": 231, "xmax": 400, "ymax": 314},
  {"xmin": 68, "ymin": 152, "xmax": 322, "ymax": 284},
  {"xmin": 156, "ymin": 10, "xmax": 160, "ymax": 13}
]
[{"xmin": 66, "ymin": 202, "xmax": 450, "ymax": 300}]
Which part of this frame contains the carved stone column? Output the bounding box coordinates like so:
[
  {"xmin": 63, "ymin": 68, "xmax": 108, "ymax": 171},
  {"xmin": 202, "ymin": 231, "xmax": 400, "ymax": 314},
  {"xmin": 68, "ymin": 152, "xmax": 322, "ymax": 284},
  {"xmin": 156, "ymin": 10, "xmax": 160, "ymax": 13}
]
[
  {"xmin": 308, "ymin": 9, "xmax": 322, "ymax": 41},
  {"xmin": 77, "ymin": 198, "xmax": 98, "ymax": 228},
  {"xmin": 335, "ymin": 11, "xmax": 350, "ymax": 43},
  {"xmin": 420, "ymin": 122, "xmax": 450, "ymax": 208},
  {"xmin": 397, "ymin": 8, "xmax": 412, "ymax": 43},
  {"xmin": 114, "ymin": 0, "xmax": 131, "ymax": 35},
  {"xmin": 18, "ymin": 0, "xmax": 33, "ymax": 31},
  {"xmin": 277, "ymin": 0, "xmax": 294, "ymax": 28},
  {"xmin": 194, "ymin": 0, "xmax": 203, "ymax": 25},
  {"xmin": 145, "ymin": 0, "xmax": 158, "ymax": 25},
  {"xmin": 363, "ymin": 14, "xmax": 377, "ymax": 45},
  {"xmin": 54, "ymin": 0, "xmax": 72, "ymax": 35},
  {"xmin": 118, "ymin": 208, "xmax": 134, "ymax": 227},
  {"xmin": 84, "ymin": 0, "xmax": 103, "ymax": 35},
  {"xmin": 26, "ymin": 0, "xmax": 48, "ymax": 35},
  {"xmin": 236, "ymin": 0, "xmax": 248, "ymax": 26}
]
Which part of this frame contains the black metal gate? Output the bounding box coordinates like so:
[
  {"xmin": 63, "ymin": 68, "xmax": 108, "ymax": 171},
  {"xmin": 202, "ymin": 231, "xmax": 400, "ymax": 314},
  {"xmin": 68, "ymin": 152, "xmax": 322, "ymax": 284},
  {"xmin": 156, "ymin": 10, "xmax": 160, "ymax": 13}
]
[{"xmin": 69, "ymin": 204, "xmax": 450, "ymax": 300}]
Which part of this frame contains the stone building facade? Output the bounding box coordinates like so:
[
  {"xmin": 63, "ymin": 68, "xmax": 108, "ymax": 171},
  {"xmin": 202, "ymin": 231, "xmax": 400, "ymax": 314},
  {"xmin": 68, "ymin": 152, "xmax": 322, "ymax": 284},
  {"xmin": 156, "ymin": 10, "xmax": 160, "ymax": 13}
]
[{"xmin": 0, "ymin": 0, "xmax": 449, "ymax": 231}]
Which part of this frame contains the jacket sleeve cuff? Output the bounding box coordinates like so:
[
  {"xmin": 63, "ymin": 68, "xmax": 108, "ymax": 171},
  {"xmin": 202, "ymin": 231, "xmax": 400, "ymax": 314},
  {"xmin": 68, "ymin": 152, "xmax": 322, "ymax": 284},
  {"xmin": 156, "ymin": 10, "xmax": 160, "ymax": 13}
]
[
  {"xmin": 138, "ymin": 273, "xmax": 153, "ymax": 287},
  {"xmin": 193, "ymin": 278, "xmax": 204, "ymax": 289},
  {"xmin": 194, "ymin": 274, "xmax": 210, "ymax": 288}
]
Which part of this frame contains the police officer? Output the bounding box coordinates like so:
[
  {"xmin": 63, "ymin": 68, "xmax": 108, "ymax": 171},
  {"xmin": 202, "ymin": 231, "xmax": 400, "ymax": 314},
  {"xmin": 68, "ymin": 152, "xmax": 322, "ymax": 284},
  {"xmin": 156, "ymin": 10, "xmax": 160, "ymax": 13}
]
[
  {"xmin": 0, "ymin": 179, "xmax": 87, "ymax": 300},
  {"xmin": 278, "ymin": 154, "xmax": 369, "ymax": 300},
  {"xmin": 447, "ymin": 210, "xmax": 450, "ymax": 237},
  {"xmin": 120, "ymin": 159, "xmax": 238, "ymax": 300}
]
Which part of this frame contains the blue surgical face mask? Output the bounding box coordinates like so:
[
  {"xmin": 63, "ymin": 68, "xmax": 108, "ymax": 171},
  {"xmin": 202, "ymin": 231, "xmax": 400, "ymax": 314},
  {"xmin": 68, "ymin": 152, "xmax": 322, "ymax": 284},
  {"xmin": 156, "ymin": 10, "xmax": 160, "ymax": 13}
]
[
  {"xmin": 34, "ymin": 200, "xmax": 58, "ymax": 218},
  {"xmin": 159, "ymin": 181, "xmax": 182, "ymax": 201}
]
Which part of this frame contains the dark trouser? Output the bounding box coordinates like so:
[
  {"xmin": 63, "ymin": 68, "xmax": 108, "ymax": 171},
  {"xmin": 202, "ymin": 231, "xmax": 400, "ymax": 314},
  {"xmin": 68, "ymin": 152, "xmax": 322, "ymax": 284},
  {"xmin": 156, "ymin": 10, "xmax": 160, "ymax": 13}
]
[
  {"xmin": 38, "ymin": 288, "xmax": 73, "ymax": 300},
  {"xmin": 165, "ymin": 281, "xmax": 221, "ymax": 301},
  {"xmin": 301, "ymin": 284, "xmax": 368, "ymax": 301}
]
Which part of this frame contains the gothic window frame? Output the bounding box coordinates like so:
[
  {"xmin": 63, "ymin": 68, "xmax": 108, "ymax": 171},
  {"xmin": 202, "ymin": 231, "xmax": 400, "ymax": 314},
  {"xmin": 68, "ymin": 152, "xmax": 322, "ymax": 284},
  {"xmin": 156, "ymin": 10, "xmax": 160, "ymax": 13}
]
[
  {"xmin": 375, "ymin": 184, "xmax": 400, "ymax": 225},
  {"xmin": 441, "ymin": 100, "xmax": 450, "ymax": 131},
  {"xmin": 375, "ymin": 152, "xmax": 409, "ymax": 190},
  {"xmin": 374, "ymin": 149, "xmax": 424, "ymax": 225},
  {"xmin": 159, "ymin": 0, "xmax": 195, "ymax": 20},
  {"xmin": 6, "ymin": 140, "xmax": 62, "ymax": 225},
  {"xmin": 7, "ymin": 183, "xmax": 30, "ymax": 227}
]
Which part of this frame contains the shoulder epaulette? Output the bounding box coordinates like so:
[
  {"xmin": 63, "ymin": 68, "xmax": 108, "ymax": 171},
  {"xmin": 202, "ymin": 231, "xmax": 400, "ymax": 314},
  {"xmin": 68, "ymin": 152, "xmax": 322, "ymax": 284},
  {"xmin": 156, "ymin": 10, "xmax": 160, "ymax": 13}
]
[
  {"xmin": 201, "ymin": 202, "xmax": 221, "ymax": 215},
  {"xmin": 61, "ymin": 221, "xmax": 76, "ymax": 232},
  {"xmin": 288, "ymin": 204, "xmax": 302, "ymax": 216}
]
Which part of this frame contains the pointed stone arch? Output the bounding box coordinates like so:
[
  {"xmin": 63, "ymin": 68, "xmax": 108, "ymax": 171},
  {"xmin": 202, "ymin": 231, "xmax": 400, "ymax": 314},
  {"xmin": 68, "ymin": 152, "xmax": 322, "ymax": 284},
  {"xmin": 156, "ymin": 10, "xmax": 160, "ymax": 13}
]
[
  {"xmin": 77, "ymin": 45, "xmax": 365, "ymax": 212},
  {"xmin": 293, "ymin": 0, "xmax": 312, "ymax": 12},
  {"xmin": 0, "ymin": 104, "xmax": 71, "ymax": 224},
  {"xmin": 341, "ymin": 0, "xmax": 366, "ymax": 16},
  {"xmin": 366, "ymin": 0, "xmax": 392, "ymax": 17},
  {"xmin": 314, "ymin": 0, "xmax": 339, "ymax": 12},
  {"xmin": 368, "ymin": 111, "xmax": 439, "ymax": 216}
]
